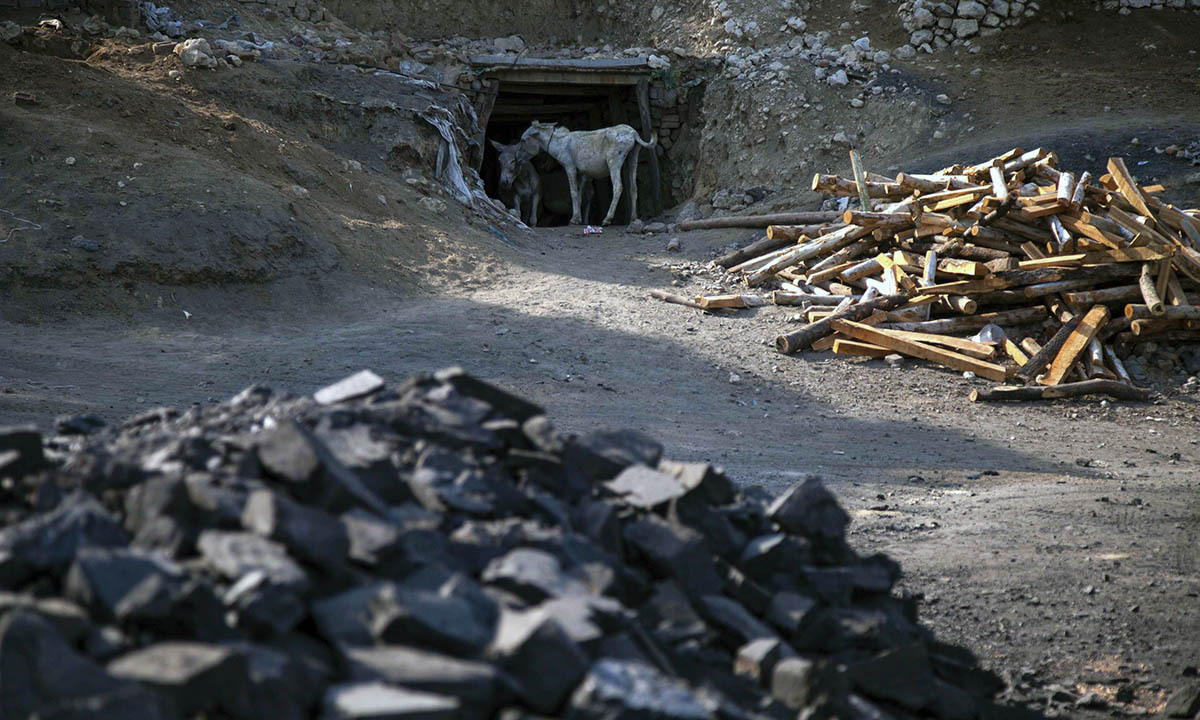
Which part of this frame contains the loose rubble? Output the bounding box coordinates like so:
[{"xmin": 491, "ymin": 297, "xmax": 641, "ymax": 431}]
[
  {"xmin": 0, "ymin": 368, "xmax": 1018, "ymax": 719},
  {"xmin": 672, "ymin": 149, "xmax": 1200, "ymax": 402}
]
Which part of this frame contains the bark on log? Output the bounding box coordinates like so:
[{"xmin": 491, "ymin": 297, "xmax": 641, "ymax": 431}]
[
  {"xmin": 1015, "ymin": 316, "xmax": 1081, "ymax": 384},
  {"xmin": 879, "ymin": 305, "xmax": 1045, "ymax": 333},
  {"xmin": 650, "ymin": 289, "xmax": 704, "ymax": 309},
  {"xmin": 771, "ymin": 292, "xmax": 851, "ymax": 306},
  {"xmin": 1131, "ymin": 318, "xmax": 1192, "ymax": 335},
  {"xmin": 969, "ymin": 380, "xmax": 1150, "ymax": 403},
  {"xmin": 1138, "ymin": 261, "xmax": 1165, "ymax": 315},
  {"xmin": 713, "ymin": 235, "xmax": 794, "ymax": 268},
  {"xmin": 1124, "ymin": 304, "xmax": 1200, "ymax": 321},
  {"xmin": 764, "ymin": 224, "xmax": 831, "ymax": 242},
  {"xmin": 775, "ymin": 293, "xmax": 909, "ymax": 354},
  {"xmin": 680, "ymin": 212, "xmax": 842, "ymax": 231}
]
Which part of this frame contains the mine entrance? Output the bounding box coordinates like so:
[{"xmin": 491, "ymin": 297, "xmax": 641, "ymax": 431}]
[{"xmin": 470, "ymin": 56, "xmax": 662, "ymax": 227}]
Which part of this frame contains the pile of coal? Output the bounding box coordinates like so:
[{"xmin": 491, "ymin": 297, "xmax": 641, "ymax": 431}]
[{"xmin": 0, "ymin": 367, "xmax": 1014, "ymax": 720}]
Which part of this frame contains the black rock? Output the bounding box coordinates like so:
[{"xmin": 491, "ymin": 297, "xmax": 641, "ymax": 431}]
[
  {"xmin": 319, "ymin": 422, "xmax": 414, "ymax": 505},
  {"xmin": 738, "ymin": 534, "xmax": 812, "ymax": 583},
  {"xmin": 223, "ymin": 569, "xmax": 307, "ymax": 636},
  {"xmin": 64, "ymin": 547, "xmax": 185, "ymax": 622},
  {"xmin": 230, "ymin": 641, "xmax": 317, "ymax": 720},
  {"xmin": 435, "ymin": 366, "xmax": 543, "ymax": 423},
  {"xmin": 766, "ymin": 592, "xmax": 818, "ymax": 635},
  {"xmin": 323, "ymin": 682, "xmax": 461, "ymax": 720},
  {"xmin": 32, "ymin": 684, "xmax": 180, "ymax": 720},
  {"xmin": 734, "ymin": 638, "xmax": 789, "ymax": 686},
  {"xmin": 0, "ymin": 592, "xmax": 91, "ymax": 644},
  {"xmin": 196, "ymin": 530, "xmax": 311, "ymax": 593},
  {"xmin": 767, "ymin": 476, "xmax": 850, "ymax": 543},
  {"xmin": 488, "ymin": 608, "xmax": 588, "ymax": 714},
  {"xmin": 311, "ymin": 581, "xmax": 399, "ymax": 648},
  {"xmin": 341, "ymin": 645, "xmax": 507, "ymax": 714},
  {"xmin": 567, "ymin": 659, "xmax": 711, "ymax": 720},
  {"xmin": 622, "ymin": 516, "xmax": 723, "ymax": 599},
  {"xmin": 577, "ymin": 428, "xmax": 663, "ymax": 474},
  {"xmin": 844, "ymin": 642, "xmax": 936, "ymax": 711},
  {"xmin": 372, "ymin": 575, "xmax": 499, "ymax": 656},
  {"xmin": 314, "ymin": 370, "xmax": 385, "ymax": 405},
  {"xmin": 255, "ymin": 419, "xmax": 389, "ymax": 515},
  {"xmin": 0, "ymin": 492, "xmax": 129, "ymax": 588},
  {"xmin": 697, "ymin": 595, "xmax": 779, "ymax": 649},
  {"xmin": 658, "ymin": 460, "xmax": 735, "ymax": 507},
  {"xmin": 641, "ymin": 581, "xmax": 707, "ymax": 645},
  {"xmin": 0, "ymin": 424, "xmax": 45, "ymax": 477},
  {"xmin": 54, "ymin": 414, "xmax": 107, "ymax": 436},
  {"xmin": 481, "ymin": 547, "xmax": 585, "ymax": 603},
  {"xmin": 107, "ymin": 642, "xmax": 252, "ymax": 718},
  {"xmin": 1164, "ymin": 682, "xmax": 1200, "ymax": 718},
  {"xmin": 241, "ymin": 489, "xmax": 350, "ymax": 572},
  {"xmin": 603, "ymin": 464, "xmax": 687, "ymax": 509},
  {"xmin": 0, "ymin": 609, "xmax": 126, "ymax": 719}
]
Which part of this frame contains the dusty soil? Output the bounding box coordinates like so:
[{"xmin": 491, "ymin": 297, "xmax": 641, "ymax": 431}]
[
  {"xmin": 1, "ymin": 1, "xmax": 1199, "ymax": 716},
  {"xmin": 3, "ymin": 226, "xmax": 1199, "ymax": 715}
]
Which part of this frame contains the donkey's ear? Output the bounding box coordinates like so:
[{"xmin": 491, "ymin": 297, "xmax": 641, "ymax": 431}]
[{"xmin": 489, "ymin": 139, "xmax": 505, "ymax": 152}]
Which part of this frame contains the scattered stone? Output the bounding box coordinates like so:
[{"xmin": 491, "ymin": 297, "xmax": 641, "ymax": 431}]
[
  {"xmin": 314, "ymin": 370, "xmax": 385, "ymax": 405},
  {"xmin": 107, "ymin": 642, "xmax": 250, "ymax": 717},
  {"xmin": 1164, "ymin": 682, "xmax": 1200, "ymax": 718},
  {"xmin": 323, "ymin": 682, "xmax": 459, "ymax": 720},
  {"xmin": 488, "ymin": 608, "xmax": 588, "ymax": 713}
]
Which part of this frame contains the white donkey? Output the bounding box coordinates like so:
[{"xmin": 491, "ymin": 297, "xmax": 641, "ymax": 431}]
[{"xmin": 520, "ymin": 121, "xmax": 656, "ymax": 226}]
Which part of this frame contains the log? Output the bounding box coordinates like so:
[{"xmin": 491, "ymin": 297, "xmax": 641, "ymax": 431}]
[
  {"xmin": 745, "ymin": 224, "xmax": 872, "ymax": 286},
  {"xmin": 764, "ymin": 224, "xmax": 830, "ymax": 242},
  {"xmin": 879, "ymin": 305, "xmax": 1046, "ymax": 334},
  {"xmin": 969, "ymin": 380, "xmax": 1150, "ymax": 403},
  {"xmin": 810, "ymin": 174, "xmax": 903, "ymax": 199},
  {"xmin": 1043, "ymin": 305, "xmax": 1110, "ymax": 385},
  {"xmin": 775, "ymin": 293, "xmax": 909, "ymax": 354},
  {"xmin": 1069, "ymin": 171, "xmax": 1091, "ymax": 208},
  {"xmin": 1106, "ymin": 157, "xmax": 1154, "ymax": 218},
  {"xmin": 1123, "ymin": 304, "xmax": 1200, "ymax": 321},
  {"xmin": 771, "ymin": 292, "xmax": 851, "ymax": 306},
  {"xmin": 650, "ymin": 289, "xmax": 703, "ymax": 310},
  {"xmin": 714, "ymin": 234, "xmax": 794, "ymax": 268},
  {"xmin": 679, "ymin": 212, "xmax": 841, "ymax": 231},
  {"xmin": 1105, "ymin": 345, "xmax": 1132, "ymax": 384},
  {"xmin": 830, "ymin": 320, "xmax": 1009, "ymax": 381},
  {"xmin": 1063, "ymin": 285, "xmax": 1142, "ymax": 306},
  {"xmin": 841, "ymin": 210, "xmax": 912, "ymax": 228},
  {"xmin": 896, "ymin": 172, "xmax": 975, "ymax": 193},
  {"xmin": 1138, "ymin": 261, "xmax": 1165, "ymax": 315},
  {"xmin": 874, "ymin": 329, "xmax": 997, "ymax": 359},
  {"xmin": 849, "ymin": 150, "xmax": 874, "ymax": 212},
  {"xmin": 1131, "ymin": 318, "xmax": 1192, "ymax": 335},
  {"xmin": 1015, "ymin": 316, "xmax": 1081, "ymax": 384},
  {"xmin": 696, "ymin": 293, "xmax": 768, "ymax": 310},
  {"xmin": 941, "ymin": 295, "xmax": 978, "ymax": 315}
]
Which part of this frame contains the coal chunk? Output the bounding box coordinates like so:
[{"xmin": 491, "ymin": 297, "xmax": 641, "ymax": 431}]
[
  {"xmin": 323, "ymin": 682, "xmax": 461, "ymax": 720},
  {"xmin": 107, "ymin": 642, "xmax": 252, "ymax": 718},
  {"xmin": 844, "ymin": 642, "xmax": 936, "ymax": 710},
  {"xmin": 255, "ymin": 419, "xmax": 388, "ymax": 515},
  {"xmin": 31, "ymin": 684, "xmax": 179, "ymax": 720},
  {"xmin": 622, "ymin": 516, "xmax": 723, "ymax": 598},
  {"xmin": 314, "ymin": 370, "xmax": 386, "ymax": 405},
  {"xmin": 241, "ymin": 489, "xmax": 349, "ymax": 572},
  {"xmin": 488, "ymin": 608, "xmax": 588, "ymax": 713},
  {"xmin": 767, "ymin": 476, "xmax": 850, "ymax": 544},
  {"xmin": 196, "ymin": 530, "xmax": 311, "ymax": 592},
  {"xmin": 658, "ymin": 459, "xmax": 735, "ymax": 507},
  {"xmin": 372, "ymin": 575, "xmax": 499, "ymax": 656},
  {"xmin": 603, "ymin": 464, "xmax": 688, "ymax": 509},
  {"xmin": 568, "ymin": 659, "xmax": 711, "ymax": 720},
  {"xmin": 738, "ymin": 533, "xmax": 812, "ymax": 583},
  {"xmin": 697, "ymin": 595, "xmax": 778, "ymax": 648},
  {"xmin": 0, "ymin": 609, "xmax": 125, "ymax": 719},
  {"xmin": 481, "ymin": 547, "xmax": 586, "ymax": 603},
  {"xmin": 1165, "ymin": 682, "xmax": 1200, "ymax": 718},
  {"xmin": 224, "ymin": 569, "xmax": 307, "ymax": 636},
  {"xmin": 435, "ymin": 366, "xmax": 543, "ymax": 422},
  {"xmin": 64, "ymin": 547, "xmax": 185, "ymax": 622},
  {"xmin": 0, "ymin": 492, "xmax": 129, "ymax": 588},
  {"xmin": 342, "ymin": 645, "xmax": 506, "ymax": 714},
  {"xmin": 576, "ymin": 428, "xmax": 663, "ymax": 475},
  {"xmin": 54, "ymin": 414, "xmax": 107, "ymax": 436},
  {"xmin": 0, "ymin": 425, "xmax": 45, "ymax": 477}
]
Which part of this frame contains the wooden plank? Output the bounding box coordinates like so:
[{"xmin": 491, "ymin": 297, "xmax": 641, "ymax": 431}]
[
  {"xmin": 832, "ymin": 339, "xmax": 891, "ymax": 358},
  {"xmin": 877, "ymin": 329, "xmax": 999, "ymax": 359},
  {"xmin": 1004, "ymin": 338, "xmax": 1030, "ymax": 365},
  {"xmin": 1106, "ymin": 157, "xmax": 1154, "ymax": 218},
  {"xmin": 830, "ymin": 320, "xmax": 1009, "ymax": 381},
  {"xmin": 1043, "ymin": 305, "xmax": 1110, "ymax": 385},
  {"xmin": 938, "ymin": 259, "xmax": 990, "ymax": 277}
]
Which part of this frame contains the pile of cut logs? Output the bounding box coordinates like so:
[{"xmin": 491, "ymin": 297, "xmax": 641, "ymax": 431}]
[{"xmin": 683, "ymin": 149, "xmax": 1200, "ymax": 402}]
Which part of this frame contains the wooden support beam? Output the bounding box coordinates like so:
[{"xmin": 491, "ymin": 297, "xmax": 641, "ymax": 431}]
[
  {"xmin": 1043, "ymin": 305, "xmax": 1110, "ymax": 385},
  {"xmin": 830, "ymin": 320, "xmax": 1009, "ymax": 381}
]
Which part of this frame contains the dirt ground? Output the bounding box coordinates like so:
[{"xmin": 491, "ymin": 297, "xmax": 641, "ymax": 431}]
[
  {"xmin": 3, "ymin": 225, "xmax": 1199, "ymax": 715},
  {"xmin": 2, "ymin": 0, "xmax": 1200, "ymax": 715}
]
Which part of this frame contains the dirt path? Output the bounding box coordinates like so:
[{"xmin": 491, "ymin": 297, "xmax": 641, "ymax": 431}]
[{"xmin": 2, "ymin": 225, "xmax": 1198, "ymax": 713}]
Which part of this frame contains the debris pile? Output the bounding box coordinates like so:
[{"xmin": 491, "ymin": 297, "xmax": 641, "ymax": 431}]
[
  {"xmin": 685, "ymin": 150, "xmax": 1200, "ymax": 402},
  {"xmin": 0, "ymin": 368, "xmax": 1011, "ymax": 719}
]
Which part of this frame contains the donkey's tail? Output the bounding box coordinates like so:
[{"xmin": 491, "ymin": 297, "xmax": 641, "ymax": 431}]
[{"xmin": 634, "ymin": 133, "xmax": 657, "ymax": 148}]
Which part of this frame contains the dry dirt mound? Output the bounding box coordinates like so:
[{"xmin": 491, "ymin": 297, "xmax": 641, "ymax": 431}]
[{"xmin": 0, "ymin": 30, "xmax": 515, "ymax": 322}]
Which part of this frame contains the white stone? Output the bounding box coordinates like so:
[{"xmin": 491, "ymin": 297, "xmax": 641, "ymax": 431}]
[
  {"xmin": 786, "ymin": 16, "xmax": 806, "ymax": 31},
  {"xmin": 1, "ymin": 20, "xmax": 22, "ymax": 42},
  {"xmin": 494, "ymin": 35, "xmax": 525, "ymax": 53},
  {"xmin": 957, "ymin": 0, "xmax": 988, "ymax": 17},
  {"xmin": 852, "ymin": 36, "xmax": 871, "ymax": 51},
  {"xmin": 951, "ymin": 17, "xmax": 980, "ymax": 36},
  {"xmin": 990, "ymin": 0, "xmax": 1010, "ymax": 14},
  {"xmin": 826, "ymin": 69, "xmax": 849, "ymax": 86},
  {"xmin": 912, "ymin": 6, "xmax": 936, "ymax": 26},
  {"xmin": 650, "ymin": 5, "xmax": 664, "ymax": 21}
]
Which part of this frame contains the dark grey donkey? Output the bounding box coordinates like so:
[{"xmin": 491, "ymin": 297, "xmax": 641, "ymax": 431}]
[{"xmin": 490, "ymin": 139, "xmax": 542, "ymax": 226}]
